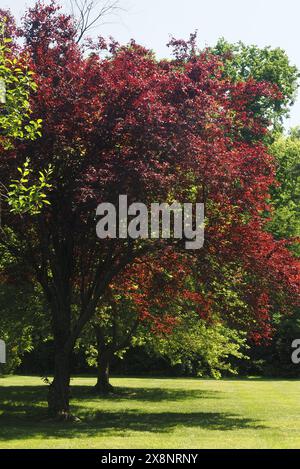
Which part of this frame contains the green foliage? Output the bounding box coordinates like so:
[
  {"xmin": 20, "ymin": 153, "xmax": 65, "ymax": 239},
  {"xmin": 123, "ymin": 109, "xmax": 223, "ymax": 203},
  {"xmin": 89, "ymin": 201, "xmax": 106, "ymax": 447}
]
[
  {"xmin": 7, "ymin": 159, "xmax": 53, "ymax": 215},
  {"xmin": 82, "ymin": 299, "xmax": 139, "ymax": 368},
  {"xmin": 211, "ymin": 39, "xmax": 299, "ymax": 128},
  {"xmin": 0, "ymin": 282, "xmax": 46, "ymax": 374},
  {"xmin": 0, "ymin": 20, "xmax": 52, "ymax": 215},
  {"xmin": 144, "ymin": 314, "xmax": 248, "ymax": 379},
  {"xmin": 0, "ymin": 21, "xmax": 42, "ymax": 148},
  {"xmin": 268, "ymin": 129, "xmax": 300, "ymax": 254},
  {"xmin": 239, "ymin": 130, "xmax": 300, "ymax": 377},
  {"xmin": 0, "ymin": 246, "xmax": 48, "ymax": 373},
  {"xmin": 271, "ymin": 309, "xmax": 300, "ymax": 377}
]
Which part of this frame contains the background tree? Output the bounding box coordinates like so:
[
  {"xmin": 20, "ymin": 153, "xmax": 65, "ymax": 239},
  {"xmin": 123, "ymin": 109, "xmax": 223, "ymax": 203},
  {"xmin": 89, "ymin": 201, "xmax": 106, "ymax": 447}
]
[
  {"xmin": 84, "ymin": 38, "xmax": 300, "ymax": 389},
  {"xmin": 209, "ymin": 38, "xmax": 299, "ymax": 131},
  {"xmin": 146, "ymin": 315, "xmax": 247, "ymax": 380},
  {"xmin": 268, "ymin": 129, "xmax": 300, "ymax": 252},
  {"xmin": 0, "ymin": 245, "xmax": 48, "ymax": 373},
  {"xmin": 241, "ymin": 129, "xmax": 300, "ymax": 376},
  {"xmin": 84, "ymin": 251, "xmax": 202, "ymax": 393}
]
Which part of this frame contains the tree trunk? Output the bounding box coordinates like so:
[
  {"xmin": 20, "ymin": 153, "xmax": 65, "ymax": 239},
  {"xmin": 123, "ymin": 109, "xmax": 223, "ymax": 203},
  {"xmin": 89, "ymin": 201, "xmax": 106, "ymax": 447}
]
[
  {"xmin": 95, "ymin": 349, "xmax": 114, "ymax": 394},
  {"xmin": 94, "ymin": 325, "xmax": 114, "ymax": 394},
  {"xmin": 47, "ymin": 348, "xmax": 73, "ymax": 420},
  {"xmin": 47, "ymin": 298, "xmax": 75, "ymax": 420}
]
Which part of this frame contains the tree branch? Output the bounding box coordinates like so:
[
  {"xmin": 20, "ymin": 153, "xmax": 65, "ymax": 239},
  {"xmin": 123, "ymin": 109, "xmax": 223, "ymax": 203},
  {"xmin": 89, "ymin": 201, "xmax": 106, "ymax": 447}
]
[{"xmin": 68, "ymin": 0, "xmax": 124, "ymax": 43}]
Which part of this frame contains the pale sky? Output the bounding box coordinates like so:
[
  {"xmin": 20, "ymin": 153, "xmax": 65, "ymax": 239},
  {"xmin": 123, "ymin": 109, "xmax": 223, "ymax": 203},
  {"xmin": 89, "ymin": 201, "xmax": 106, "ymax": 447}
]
[{"xmin": 4, "ymin": 0, "xmax": 300, "ymax": 128}]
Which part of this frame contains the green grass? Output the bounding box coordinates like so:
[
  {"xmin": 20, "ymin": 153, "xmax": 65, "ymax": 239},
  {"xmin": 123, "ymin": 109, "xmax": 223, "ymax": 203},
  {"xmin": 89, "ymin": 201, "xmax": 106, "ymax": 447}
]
[{"xmin": 0, "ymin": 375, "xmax": 300, "ymax": 448}]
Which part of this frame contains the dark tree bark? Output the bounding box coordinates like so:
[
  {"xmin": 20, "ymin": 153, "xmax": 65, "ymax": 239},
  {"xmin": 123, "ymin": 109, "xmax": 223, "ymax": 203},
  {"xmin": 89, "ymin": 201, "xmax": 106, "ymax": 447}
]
[
  {"xmin": 41, "ymin": 246, "xmax": 139, "ymax": 415},
  {"xmin": 47, "ymin": 299, "xmax": 74, "ymax": 420},
  {"xmin": 47, "ymin": 348, "xmax": 72, "ymax": 419},
  {"xmin": 94, "ymin": 326, "xmax": 114, "ymax": 394},
  {"xmin": 95, "ymin": 349, "xmax": 114, "ymax": 394}
]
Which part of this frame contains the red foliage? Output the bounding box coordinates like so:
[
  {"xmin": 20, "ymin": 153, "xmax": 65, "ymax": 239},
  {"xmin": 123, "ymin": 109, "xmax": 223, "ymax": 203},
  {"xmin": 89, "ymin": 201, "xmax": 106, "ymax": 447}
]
[{"xmin": 0, "ymin": 1, "xmax": 299, "ymax": 347}]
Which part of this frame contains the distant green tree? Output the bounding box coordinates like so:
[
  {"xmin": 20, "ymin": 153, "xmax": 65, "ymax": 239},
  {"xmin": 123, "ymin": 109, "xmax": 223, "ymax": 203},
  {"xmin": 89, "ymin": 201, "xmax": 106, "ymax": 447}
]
[
  {"xmin": 82, "ymin": 269, "xmax": 250, "ymax": 392},
  {"xmin": 210, "ymin": 39, "xmax": 299, "ymax": 130},
  {"xmin": 268, "ymin": 129, "xmax": 300, "ymax": 254},
  {"xmin": 242, "ymin": 130, "xmax": 300, "ymax": 377},
  {"xmin": 142, "ymin": 314, "xmax": 248, "ymax": 380},
  {"xmin": 265, "ymin": 130, "xmax": 300, "ymax": 375},
  {"xmin": 0, "ymin": 247, "xmax": 48, "ymax": 373}
]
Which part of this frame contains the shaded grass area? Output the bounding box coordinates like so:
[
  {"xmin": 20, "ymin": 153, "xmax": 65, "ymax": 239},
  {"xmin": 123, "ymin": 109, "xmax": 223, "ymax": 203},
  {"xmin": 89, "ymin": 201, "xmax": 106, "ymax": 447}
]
[{"xmin": 0, "ymin": 376, "xmax": 300, "ymax": 448}]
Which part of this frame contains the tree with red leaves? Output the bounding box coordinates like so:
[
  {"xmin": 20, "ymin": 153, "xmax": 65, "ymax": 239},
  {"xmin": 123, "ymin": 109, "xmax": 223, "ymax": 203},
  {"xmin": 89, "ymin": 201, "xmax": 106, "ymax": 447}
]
[
  {"xmin": 0, "ymin": 1, "xmax": 299, "ymax": 419},
  {"xmin": 89, "ymin": 250, "xmax": 203, "ymax": 392},
  {"xmin": 90, "ymin": 230, "xmax": 299, "ymax": 391}
]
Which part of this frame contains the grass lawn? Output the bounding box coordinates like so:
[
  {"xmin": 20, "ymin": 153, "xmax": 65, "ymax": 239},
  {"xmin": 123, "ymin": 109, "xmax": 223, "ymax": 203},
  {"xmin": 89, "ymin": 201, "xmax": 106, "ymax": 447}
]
[{"xmin": 0, "ymin": 375, "xmax": 300, "ymax": 449}]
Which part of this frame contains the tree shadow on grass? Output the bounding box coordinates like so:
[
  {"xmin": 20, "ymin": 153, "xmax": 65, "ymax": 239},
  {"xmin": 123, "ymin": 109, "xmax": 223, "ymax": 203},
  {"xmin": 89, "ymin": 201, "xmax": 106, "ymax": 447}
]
[
  {"xmin": 0, "ymin": 384, "xmax": 220, "ymax": 408},
  {"xmin": 0, "ymin": 383, "xmax": 267, "ymax": 442},
  {"xmin": 85, "ymin": 409, "xmax": 266, "ymax": 433},
  {"xmin": 0, "ymin": 409, "xmax": 266, "ymax": 442},
  {"xmin": 71, "ymin": 385, "xmax": 222, "ymax": 402}
]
